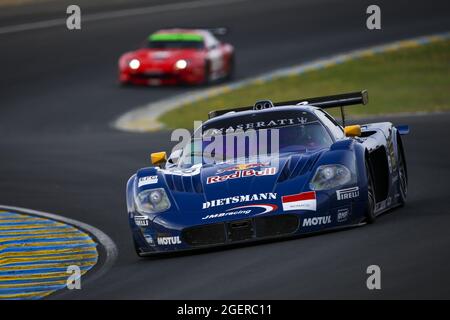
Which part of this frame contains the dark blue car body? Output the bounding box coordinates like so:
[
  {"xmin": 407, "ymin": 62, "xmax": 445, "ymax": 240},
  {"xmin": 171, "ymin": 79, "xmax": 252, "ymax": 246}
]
[{"xmin": 126, "ymin": 91, "xmax": 408, "ymax": 256}]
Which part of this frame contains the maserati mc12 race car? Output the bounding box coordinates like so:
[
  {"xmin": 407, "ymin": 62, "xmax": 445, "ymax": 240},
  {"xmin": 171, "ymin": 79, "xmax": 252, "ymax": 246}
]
[{"xmin": 126, "ymin": 90, "xmax": 409, "ymax": 256}]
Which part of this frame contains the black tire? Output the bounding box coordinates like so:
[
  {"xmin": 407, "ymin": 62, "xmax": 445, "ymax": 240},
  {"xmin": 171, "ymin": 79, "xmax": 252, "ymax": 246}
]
[
  {"xmin": 202, "ymin": 60, "xmax": 211, "ymax": 85},
  {"xmin": 365, "ymin": 160, "xmax": 377, "ymax": 224},
  {"xmin": 397, "ymin": 140, "xmax": 408, "ymax": 206},
  {"xmin": 132, "ymin": 238, "xmax": 145, "ymax": 257},
  {"xmin": 225, "ymin": 54, "xmax": 235, "ymax": 81}
]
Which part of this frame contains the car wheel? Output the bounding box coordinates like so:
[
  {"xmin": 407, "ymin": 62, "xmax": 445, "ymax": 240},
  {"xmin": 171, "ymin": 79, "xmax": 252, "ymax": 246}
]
[
  {"xmin": 202, "ymin": 60, "xmax": 211, "ymax": 85},
  {"xmin": 225, "ymin": 54, "xmax": 235, "ymax": 81},
  {"xmin": 132, "ymin": 238, "xmax": 145, "ymax": 257},
  {"xmin": 365, "ymin": 161, "xmax": 376, "ymax": 224},
  {"xmin": 397, "ymin": 142, "xmax": 408, "ymax": 206}
]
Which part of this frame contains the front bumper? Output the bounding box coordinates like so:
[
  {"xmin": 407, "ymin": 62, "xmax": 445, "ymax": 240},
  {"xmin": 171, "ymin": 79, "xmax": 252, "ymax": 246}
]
[
  {"xmin": 129, "ymin": 199, "xmax": 366, "ymax": 256},
  {"xmin": 131, "ymin": 213, "xmax": 300, "ymax": 256},
  {"xmin": 119, "ymin": 67, "xmax": 204, "ymax": 85}
]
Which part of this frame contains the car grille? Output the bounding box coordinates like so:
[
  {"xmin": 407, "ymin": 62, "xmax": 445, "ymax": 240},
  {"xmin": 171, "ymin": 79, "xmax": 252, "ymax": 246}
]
[
  {"xmin": 181, "ymin": 215, "xmax": 299, "ymax": 247},
  {"xmin": 182, "ymin": 223, "xmax": 226, "ymax": 246},
  {"xmin": 132, "ymin": 72, "xmax": 174, "ymax": 80}
]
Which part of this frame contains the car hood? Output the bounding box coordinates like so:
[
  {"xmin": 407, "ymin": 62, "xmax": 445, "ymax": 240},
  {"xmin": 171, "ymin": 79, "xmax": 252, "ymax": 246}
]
[
  {"xmin": 136, "ymin": 150, "xmax": 326, "ymax": 225},
  {"xmin": 132, "ymin": 48, "xmax": 200, "ymax": 63}
]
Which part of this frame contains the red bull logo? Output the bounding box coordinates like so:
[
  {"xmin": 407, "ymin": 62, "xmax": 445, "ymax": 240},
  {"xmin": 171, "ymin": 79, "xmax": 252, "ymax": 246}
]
[
  {"xmin": 216, "ymin": 162, "xmax": 270, "ymax": 174},
  {"xmin": 207, "ymin": 167, "xmax": 277, "ymax": 184}
]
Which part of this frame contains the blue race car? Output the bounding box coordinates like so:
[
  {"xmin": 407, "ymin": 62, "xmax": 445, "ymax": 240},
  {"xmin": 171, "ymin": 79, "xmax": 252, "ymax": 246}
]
[{"xmin": 126, "ymin": 90, "xmax": 409, "ymax": 257}]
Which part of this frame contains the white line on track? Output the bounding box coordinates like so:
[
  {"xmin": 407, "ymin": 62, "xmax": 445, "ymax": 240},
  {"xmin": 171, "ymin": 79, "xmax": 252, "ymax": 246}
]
[
  {"xmin": 0, "ymin": 0, "xmax": 248, "ymax": 35},
  {"xmin": 0, "ymin": 204, "xmax": 118, "ymax": 293}
]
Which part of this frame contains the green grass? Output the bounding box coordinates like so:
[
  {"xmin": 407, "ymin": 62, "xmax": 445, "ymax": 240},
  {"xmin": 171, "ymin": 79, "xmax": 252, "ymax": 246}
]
[{"xmin": 159, "ymin": 40, "xmax": 450, "ymax": 128}]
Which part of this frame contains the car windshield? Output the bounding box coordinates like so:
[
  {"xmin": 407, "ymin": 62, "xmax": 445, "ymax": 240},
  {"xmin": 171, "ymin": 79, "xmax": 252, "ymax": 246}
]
[
  {"xmin": 147, "ymin": 33, "xmax": 204, "ymax": 49},
  {"xmin": 177, "ymin": 122, "xmax": 333, "ymax": 168}
]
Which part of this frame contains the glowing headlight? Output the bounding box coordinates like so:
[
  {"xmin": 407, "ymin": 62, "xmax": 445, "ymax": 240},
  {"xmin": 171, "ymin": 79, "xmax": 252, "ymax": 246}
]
[
  {"xmin": 175, "ymin": 59, "xmax": 188, "ymax": 70},
  {"xmin": 309, "ymin": 164, "xmax": 352, "ymax": 191},
  {"xmin": 129, "ymin": 59, "xmax": 140, "ymax": 70},
  {"xmin": 135, "ymin": 188, "xmax": 171, "ymax": 214}
]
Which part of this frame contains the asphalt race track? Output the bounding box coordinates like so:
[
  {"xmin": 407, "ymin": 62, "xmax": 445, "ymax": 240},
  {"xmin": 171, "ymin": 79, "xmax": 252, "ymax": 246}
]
[{"xmin": 1, "ymin": 0, "xmax": 450, "ymax": 299}]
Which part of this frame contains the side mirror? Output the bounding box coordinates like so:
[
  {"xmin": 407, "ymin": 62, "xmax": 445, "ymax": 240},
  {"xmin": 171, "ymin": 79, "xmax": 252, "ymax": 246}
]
[
  {"xmin": 395, "ymin": 125, "xmax": 410, "ymax": 135},
  {"xmin": 151, "ymin": 152, "xmax": 167, "ymax": 167},
  {"xmin": 344, "ymin": 125, "xmax": 362, "ymax": 137}
]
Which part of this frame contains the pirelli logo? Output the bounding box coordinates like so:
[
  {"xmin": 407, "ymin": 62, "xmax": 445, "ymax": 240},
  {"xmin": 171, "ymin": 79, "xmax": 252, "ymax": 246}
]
[{"xmin": 336, "ymin": 187, "xmax": 360, "ymax": 200}]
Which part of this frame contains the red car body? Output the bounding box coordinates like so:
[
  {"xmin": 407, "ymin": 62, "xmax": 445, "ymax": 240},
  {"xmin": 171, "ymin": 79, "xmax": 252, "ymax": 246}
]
[{"xmin": 118, "ymin": 29, "xmax": 235, "ymax": 86}]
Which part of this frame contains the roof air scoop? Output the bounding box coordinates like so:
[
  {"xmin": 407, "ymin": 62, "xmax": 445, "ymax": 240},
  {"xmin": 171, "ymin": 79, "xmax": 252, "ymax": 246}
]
[{"xmin": 254, "ymin": 100, "xmax": 274, "ymax": 110}]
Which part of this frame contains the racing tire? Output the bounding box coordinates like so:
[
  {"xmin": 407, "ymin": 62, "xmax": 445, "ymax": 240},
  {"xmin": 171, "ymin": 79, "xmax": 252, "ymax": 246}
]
[
  {"xmin": 202, "ymin": 60, "xmax": 211, "ymax": 85},
  {"xmin": 397, "ymin": 139, "xmax": 408, "ymax": 206},
  {"xmin": 132, "ymin": 238, "xmax": 145, "ymax": 257},
  {"xmin": 365, "ymin": 160, "xmax": 377, "ymax": 224},
  {"xmin": 225, "ymin": 54, "xmax": 235, "ymax": 81}
]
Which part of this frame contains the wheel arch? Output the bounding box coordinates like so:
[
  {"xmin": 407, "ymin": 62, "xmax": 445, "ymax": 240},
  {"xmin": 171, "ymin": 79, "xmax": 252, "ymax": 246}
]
[
  {"xmin": 366, "ymin": 145, "xmax": 390, "ymax": 202},
  {"xmin": 395, "ymin": 130, "xmax": 408, "ymax": 182}
]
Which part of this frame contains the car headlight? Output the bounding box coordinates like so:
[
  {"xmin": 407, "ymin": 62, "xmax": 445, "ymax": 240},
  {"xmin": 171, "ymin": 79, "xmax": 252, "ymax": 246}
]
[
  {"xmin": 175, "ymin": 59, "xmax": 188, "ymax": 70},
  {"xmin": 309, "ymin": 164, "xmax": 352, "ymax": 190},
  {"xmin": 129, "ymin": 59, "xmax": 140, "ymax": 70},
  {"xmin": 135, "ymin": 188, "xmax": 171, "ymax": 214}
]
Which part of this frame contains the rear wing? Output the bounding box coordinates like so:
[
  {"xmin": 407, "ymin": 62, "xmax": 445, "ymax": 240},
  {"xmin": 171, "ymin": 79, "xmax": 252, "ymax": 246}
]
[
  {"xmin": 208, "ymin": 90, "xmax": 368, "ymax": 118},
  {"xmin": 208, "ymin": 90, "xmax": 368, "ymax": 126}
]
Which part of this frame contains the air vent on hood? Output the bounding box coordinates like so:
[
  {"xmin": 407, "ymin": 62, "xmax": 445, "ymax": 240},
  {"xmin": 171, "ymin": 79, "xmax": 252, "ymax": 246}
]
[
  {"xmin": 277, "ymin": 153, "xmax": 321, "ymax": 183},
  {"xmin": 165, "ymin": 173, "xmax": 203, "ymax": 193}
]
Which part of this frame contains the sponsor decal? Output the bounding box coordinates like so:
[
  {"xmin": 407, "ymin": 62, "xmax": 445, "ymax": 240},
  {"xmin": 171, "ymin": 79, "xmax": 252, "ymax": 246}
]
[
  {"xmin": 337, "ymin": 208, "xmax": 350, "ymax": 223},
  {"xmin": 157, "ymin": 236, "xmax": 181, "ymax": 245},
  {"xmin": 134, "ymin": 215, "xmax": 149, "ymax": 227},
  {"xmin": 161, "ymin": 164, "xmax": 201, "ymax": 177},
  {"xmin": 202, "ymin": 193, "xmax": 277, "ymax": 209},
  {"xmin": 302, "ymin": 215, "xmax": 332, "ymax": 227},
  {"xmin": 336, "ymin": 186, "xmax": 359, "ymax": 200},
  {"xmin": 217, "ymin": 162, "xmax": 270, "ymax": 174},
  {"xmin": 201, "ymin": 204, "xmax": 277, "ymax": 220},
  {"xmin": 282, "ymin": 191, "xmax": 316, "ymax": 211},
  {"xmin": 375, "ymin": 196, "xmax": 392, "ymax": 212},
  {"xmin": 207, "ymin": 167, "xmax": 277, "ymax": 184},
  {"xmin": 138, "ymin": 175, "xmax": 158, "ymax": 187},
  {"xmin": 202, "ymin": 209, "xmax": 251, "ymax": 220}
]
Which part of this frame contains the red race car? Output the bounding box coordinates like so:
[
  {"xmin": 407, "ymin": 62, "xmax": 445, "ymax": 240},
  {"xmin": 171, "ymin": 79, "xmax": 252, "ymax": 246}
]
[{"xmin": 118, "ymin": 28, "xmax": 235, "ymax": 86}]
